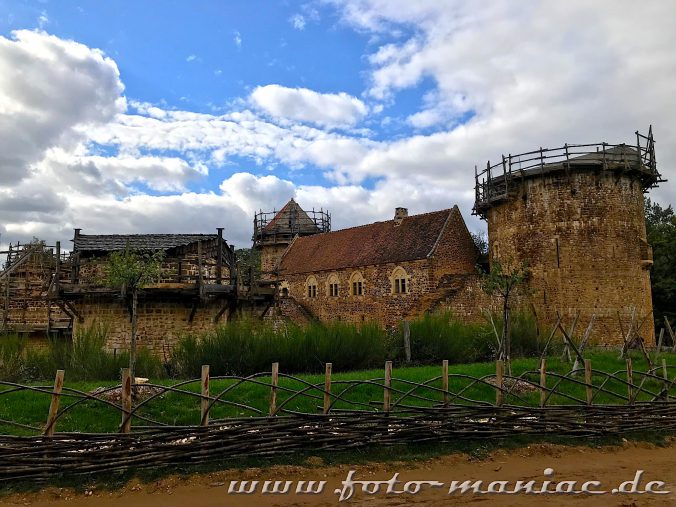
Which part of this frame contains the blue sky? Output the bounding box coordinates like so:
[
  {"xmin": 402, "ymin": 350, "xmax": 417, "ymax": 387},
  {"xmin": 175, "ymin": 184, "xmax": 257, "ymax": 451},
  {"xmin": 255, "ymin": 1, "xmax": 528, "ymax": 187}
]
[{"xmin": 0, "ymin": 1, "xmax": 674, "ymax": 248}]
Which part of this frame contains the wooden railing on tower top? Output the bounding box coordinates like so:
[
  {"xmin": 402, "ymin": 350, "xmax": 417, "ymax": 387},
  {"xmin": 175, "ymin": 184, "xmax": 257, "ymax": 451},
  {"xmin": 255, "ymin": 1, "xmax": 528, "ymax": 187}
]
[{"xmin": 473, "ymin": 127, "xmax": 664, "ymax": 218}]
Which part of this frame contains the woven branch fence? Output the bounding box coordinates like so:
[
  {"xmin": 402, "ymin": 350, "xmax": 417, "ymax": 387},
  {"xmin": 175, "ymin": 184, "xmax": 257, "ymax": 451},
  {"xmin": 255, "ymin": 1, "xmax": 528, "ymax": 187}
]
[{"xmin": 1, "ymin": 358, "xmax": 675, "ymax": 482}]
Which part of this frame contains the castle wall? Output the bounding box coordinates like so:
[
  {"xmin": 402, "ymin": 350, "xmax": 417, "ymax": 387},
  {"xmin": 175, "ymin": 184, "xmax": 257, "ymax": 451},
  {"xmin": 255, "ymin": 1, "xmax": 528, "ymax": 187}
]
[
  {"xmin": 72, "ymin": 296, "xmax": 229, "ymax": 360},
  {"xmin": 486, "ymin": 170, "xmax": 654, "ymax": 345},
  {"xmin": 259, "ymin": 243, "xmax": 289, "ymax": 280}
]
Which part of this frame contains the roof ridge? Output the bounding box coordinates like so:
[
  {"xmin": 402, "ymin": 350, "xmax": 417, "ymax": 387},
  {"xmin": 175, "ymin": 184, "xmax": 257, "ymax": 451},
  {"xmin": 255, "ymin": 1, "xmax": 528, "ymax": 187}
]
[{"xmin": 292, "ymin": 207, "xmax": 453, "ymax": 241}]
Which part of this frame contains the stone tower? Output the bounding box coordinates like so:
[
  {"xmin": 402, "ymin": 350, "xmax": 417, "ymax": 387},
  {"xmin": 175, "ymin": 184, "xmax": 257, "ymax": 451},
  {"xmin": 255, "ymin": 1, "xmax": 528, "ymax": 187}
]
[
  {"xmin": 252, "ymin": 199, "xmax": 330, "ymax": 281},
  {"xmin": 473, "ymin": 128, "xmax": 663, "ymax": 345}
]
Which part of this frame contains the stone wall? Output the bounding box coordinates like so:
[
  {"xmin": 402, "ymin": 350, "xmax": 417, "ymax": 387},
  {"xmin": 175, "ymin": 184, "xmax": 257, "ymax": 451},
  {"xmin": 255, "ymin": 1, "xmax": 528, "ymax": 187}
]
[
  {"xmin": 72, "ymin": 296, "xmax": 229, "ymax": 360},
  {"xmin": 281, "ymin": 259, "xmax": 456, "ymax": 328},
  {"xmin": 486, "ymin": 169, "xmax": 654, "ymax": 345},
  {"xmin": 259, "ymin": 243, "xmax": 289, "ymax": 280}
]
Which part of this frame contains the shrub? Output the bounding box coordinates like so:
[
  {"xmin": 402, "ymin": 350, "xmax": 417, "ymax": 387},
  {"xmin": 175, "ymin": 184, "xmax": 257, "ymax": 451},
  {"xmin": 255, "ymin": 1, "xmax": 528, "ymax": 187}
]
[
  {"xmin": 170, "ymin": 319, "xmax": 387, "ymax": 377},
  {"xmin": 7, "ymin": 322, "xmax": 164, "ymax": 381},
  {"xmin": 0, "ymin": 334, "xmax": 27, "ymax": 382}
]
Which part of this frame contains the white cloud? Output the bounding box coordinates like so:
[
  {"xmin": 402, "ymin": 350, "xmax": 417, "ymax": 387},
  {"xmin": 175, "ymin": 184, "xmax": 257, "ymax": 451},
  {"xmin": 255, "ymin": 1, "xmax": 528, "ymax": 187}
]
[
  {"xmin": 290, "ymin": 14, "xmax": 306, "ymax": 30},
  {"xmin": 233, "ymin": 31, "xmax": 242, "ymax": 48},
  {"xmin": 0, "ymin": 30, "xmax": 125, "ymax": 185},
  {"xmin": 186, "ymin": 54, "xmax": 198, "ymax": 62},
  {"xmin": 250, "ymin": 84, "xmax": 368, "ymax": 128}
]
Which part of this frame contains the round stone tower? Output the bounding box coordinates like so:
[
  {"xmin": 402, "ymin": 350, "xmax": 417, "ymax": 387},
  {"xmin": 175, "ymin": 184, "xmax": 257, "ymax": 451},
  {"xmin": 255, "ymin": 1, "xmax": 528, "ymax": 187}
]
[
  {"xmin": 253, "ymin": 198, "xmax": 330, "ymax": 281},
  {"xmin": 473, "ymin": 128, "xmax": 663, "ymax": 345}
]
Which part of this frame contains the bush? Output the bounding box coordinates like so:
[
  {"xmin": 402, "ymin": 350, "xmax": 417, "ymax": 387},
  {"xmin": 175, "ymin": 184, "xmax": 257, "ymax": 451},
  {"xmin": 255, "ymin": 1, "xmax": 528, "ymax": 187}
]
[
  {"xmin": 170, "ymin": 319, "xmax": 387, "ymax": 377},
  {"xmin": 3, "ymin": 322, "xmax": 165, "ymax": 381},
  {"xmin": 392, "ymin": 309, "xmax": 541, "ymax": 365},
  {"xmin": 0, "ymin": 334, "xmax": 28, "ymax": 382}
]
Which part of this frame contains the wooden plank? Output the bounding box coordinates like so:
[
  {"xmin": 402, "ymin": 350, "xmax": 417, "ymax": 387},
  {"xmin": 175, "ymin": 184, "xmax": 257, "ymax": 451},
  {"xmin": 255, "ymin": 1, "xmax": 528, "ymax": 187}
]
[
  {"xmin": 539, "ymin": 358, "xmax": 547, "ymax": 408},
  {"xmin": 200, "ymin": 365, "xmax": 210, "ymax": 427},
  {"xmin": 383, "ymin": 361, "xmax": 392, "ymax": 413},
  {"xmin": 442, "ymin": 360, "xmax": 449, "ymax": 407},
  {"xmin": 662, "ymin": 358, "xmax": 669, "ymax": 401},
  {"xmin": 584, "ymin": 359, "xmax": 593, "ymax": 405},
  {"xmin": 269, "ymin": 362, "xmax": 279, "ymax": 416},
  {"xmin": 44, "ymin": 370, "xmax": 65, "ymax": 437},
  {"xmin": 323, "ymin": 363, "xmax": 332, "ymax": 415},
  {"xmin": 495, "ymin": 360, "xmax": 504, "ymax": 407},
  {"xmin": 121, "ymin": 368, "xmax": 132, "ymax": 433}
]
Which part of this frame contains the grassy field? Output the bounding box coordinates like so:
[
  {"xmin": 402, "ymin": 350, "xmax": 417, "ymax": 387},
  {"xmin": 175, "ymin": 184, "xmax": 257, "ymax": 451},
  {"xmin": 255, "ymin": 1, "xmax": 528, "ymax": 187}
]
[{"xmin": 1, "ymin": 350, "xmax": 674, "ymax": 436}]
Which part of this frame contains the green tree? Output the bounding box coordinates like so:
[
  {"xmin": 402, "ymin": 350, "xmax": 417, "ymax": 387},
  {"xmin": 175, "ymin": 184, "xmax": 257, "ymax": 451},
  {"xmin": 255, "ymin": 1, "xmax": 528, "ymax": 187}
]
[
  {"xmin": 235, "ymin": 247, "xmax": 261, "ymax": 283},
  {"xmin": 480, "ymin": 258, "xmax": 530, "ymax": 374},
  {"xmin": 645, "ymin": 198, "xmax": 676, "ymax": 331},
  {"xmin": 104, "ymin": 246, "xmax": 164, "ymax": 382}
]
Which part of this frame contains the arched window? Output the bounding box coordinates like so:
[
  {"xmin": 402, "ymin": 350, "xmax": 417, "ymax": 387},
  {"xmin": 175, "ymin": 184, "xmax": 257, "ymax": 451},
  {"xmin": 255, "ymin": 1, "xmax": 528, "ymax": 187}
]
[
  {"xmin": 349, "ymin": 271, "xmax": 365, "ymax": 296},
  {"xmin": 306, "ymin": 275, "xmax": 318, "ymax": 298},
  {"xmin": 326, "ymin": 273, "xmax": 340, "ymax": 297},
  {"xmin": 391, "ymin": 266, "xmax": 410, "ymax": 294}
]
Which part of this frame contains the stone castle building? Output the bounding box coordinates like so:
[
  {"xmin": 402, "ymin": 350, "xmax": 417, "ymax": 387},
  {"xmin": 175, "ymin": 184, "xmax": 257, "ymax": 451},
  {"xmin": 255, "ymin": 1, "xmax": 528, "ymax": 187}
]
[
  {"xmin": 0, "ymin": 127, "xmax": 664, "ymax": 351},
  {"xmin": 265, "ymin": 128, "xmax": 663, "ymax": 345},
  {"xmin": 272, "ymin": 205, "xmax": 481, "ymax": 327},
  {"xmin": 473, "ymin": 131, "xmax": 662, "ymax": 345}
]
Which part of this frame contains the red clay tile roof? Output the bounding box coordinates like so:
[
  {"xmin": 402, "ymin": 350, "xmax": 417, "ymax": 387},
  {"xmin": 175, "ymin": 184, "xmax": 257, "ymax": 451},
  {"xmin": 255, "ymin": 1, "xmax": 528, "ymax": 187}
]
[{"xmin": 279, "ymin": 207, "xmax": 460, "ymax": 275}]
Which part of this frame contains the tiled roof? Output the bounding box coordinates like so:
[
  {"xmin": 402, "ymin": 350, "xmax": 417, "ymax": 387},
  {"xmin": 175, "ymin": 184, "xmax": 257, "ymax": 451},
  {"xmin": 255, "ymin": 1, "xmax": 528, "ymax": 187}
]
[
  {"xmin": 73, "ymin": 234, "xmax": 219, "ymax": 252},
  {"xmin": 279, "ymin": 208, "xmax": 459, "ymax": 275},
  {"xmin": 263, "ymin": 199, "xmax": 320, "ymax": 235}
]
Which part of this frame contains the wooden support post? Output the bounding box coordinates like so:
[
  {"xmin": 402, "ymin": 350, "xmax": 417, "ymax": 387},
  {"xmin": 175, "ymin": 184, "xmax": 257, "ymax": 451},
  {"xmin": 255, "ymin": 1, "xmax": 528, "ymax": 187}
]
[
  {"xmin": 197, "ymin": 240, "xmax": 203, "ymax": 285},
  {"xmin": 269, "ymin": 362, "xmax": 279, "ymax": 416},
  {"xmin": 662, "ymin": 359, "xmax": 669, "ymax": 401},
  {"xmin": 383, "ymin": 361, "xmax": 392, "ymax": 413},
  {"xmin": 539, "ymin": 358, "xmax": 547, "ymax": 408},
  {"xmin": 54, "ymin": 241, "xmax": 61, "ymax": 293},
  {"xmin": 442, "ymin": 360, "xmax": 449, "ymax": 407},
  {"xmin": 495, "ymin": 360, "xmax": 504, "ymax": 407},
  {"xmin": 664, "ymin": 317, "xmax": 676, "ymax": 352},
  {"xmin": 626, "ymin": 358, "xmax": 634, "ymax": 404},
  {"xmin": 44, "ymin": 370, "xmax": 64, "ymax": 437},
  {"xmin": 403, "ymin": 320, "xmax": 411, "ymax": 363},
  {"xmin": 216, "ymin": 228, "xmax": 224, "ymax": 284},
  {"xmin": 121, "ymin": 368, "xmax": 132, "ymax": 433},
  {"xmin": 323, "ymin": 362, "xmax": 332, "ymax": 415},
  {"xmin": 656, "ymin": 328, "xmax": 664, "ymax": 358},
  {"xmin": 200, "ymin": 365, "xmax": 210, "ymax": 426},
  {"xmin": 584, "ymin": 359, "xmax": 593, "ymax": 405}
]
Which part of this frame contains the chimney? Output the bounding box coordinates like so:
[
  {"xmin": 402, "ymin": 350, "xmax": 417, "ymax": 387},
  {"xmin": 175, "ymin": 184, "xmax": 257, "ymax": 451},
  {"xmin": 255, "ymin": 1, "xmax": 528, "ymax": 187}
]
[
  {"xmin": 73, "ymin": 228, "xmax": 81, "ymax": 240},
  {"xmin": 394, "ymin": 207, "xmax": 408, "ymax": 225}
]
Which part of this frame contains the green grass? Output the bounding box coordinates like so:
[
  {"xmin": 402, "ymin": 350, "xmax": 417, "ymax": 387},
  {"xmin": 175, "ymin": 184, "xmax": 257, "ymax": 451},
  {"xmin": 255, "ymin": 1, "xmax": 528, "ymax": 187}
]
[{"xmin": 1, "ymin": 350, "xmax": 674, "ymax": 436}]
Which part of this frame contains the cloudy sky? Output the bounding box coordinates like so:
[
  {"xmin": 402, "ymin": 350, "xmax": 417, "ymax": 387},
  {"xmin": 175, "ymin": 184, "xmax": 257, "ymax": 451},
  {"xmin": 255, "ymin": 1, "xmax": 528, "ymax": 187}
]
[{"xmin": 1, "ymin": 1, "xmax": 675, "ymax": 251}]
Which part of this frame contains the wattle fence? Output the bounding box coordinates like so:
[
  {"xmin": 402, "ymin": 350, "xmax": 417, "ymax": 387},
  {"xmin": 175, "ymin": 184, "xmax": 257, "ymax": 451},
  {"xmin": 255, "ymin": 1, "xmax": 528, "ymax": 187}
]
[{"xmin": 1, "ymin": 358, "xmax": 675, "ymax": 482}]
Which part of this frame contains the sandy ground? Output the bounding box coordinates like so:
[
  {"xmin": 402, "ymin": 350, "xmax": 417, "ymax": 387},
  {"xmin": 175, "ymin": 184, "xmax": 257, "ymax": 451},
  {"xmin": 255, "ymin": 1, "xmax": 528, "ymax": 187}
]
[{"xmin": 2, "ymin": 439, "xmax": 675, "ymax": 506}]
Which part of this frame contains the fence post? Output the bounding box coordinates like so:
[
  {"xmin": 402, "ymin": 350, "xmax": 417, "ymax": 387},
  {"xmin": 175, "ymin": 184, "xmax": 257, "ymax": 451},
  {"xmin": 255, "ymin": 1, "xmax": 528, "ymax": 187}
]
[
  {"xmin": 584, "ymin": 359, "xmax": 593, "ymax": 405},
  {"xmin": 323, "ymin": 362, "xmax": 332, "ymax": 415},
  {"xmin": 269, "ymin": 362, "xmax": 279, "ymax": 416},
  {"xmin": 539, "ymin": 358, "xmax": 547, "ymax": 408},
  {"xmin": 495, "ymin": 360, "xmax": 504, "ymax": 407},
  {"xmin": 626, "ymin": 358, "xmax": 634, "ymax": 404},
  {"xmin": 200, "ymin": 365, "xmax": 210, "ymax": 426},
  {"xmin": 44, "ymin": 370, "xmax": 65, "ymax": 437},
  {"xmin": 662, "ymin": 359, "xmax": 669, "ymax": 401},
  {"xmin": 383, "ymin": 361, "xmax": 392, "ymax": 413},
  {"xmin": 442, "ymin": 360, "xmax": 449, "ymax": 407},
  {"xmin": 121, "ymin": 368, "xmax": 132, "ymax": 433},
  {"xmin": 403, "ymin": 321, "xmax": 411, "ymax": 363}
]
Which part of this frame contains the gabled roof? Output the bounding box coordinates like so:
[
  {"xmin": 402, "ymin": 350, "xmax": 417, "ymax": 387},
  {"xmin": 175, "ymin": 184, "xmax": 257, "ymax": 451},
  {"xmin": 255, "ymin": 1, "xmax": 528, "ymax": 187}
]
[
  {"xmin": 263, "ymin": 198, "xmax": 321, "ymax": 235},
  {"xmin": 279, "ymin": 207, "xmax": 464, "ymax": 275},
  {"xmin": 73, "ymin": 234, "xmax": 220, "ymax": 253}
]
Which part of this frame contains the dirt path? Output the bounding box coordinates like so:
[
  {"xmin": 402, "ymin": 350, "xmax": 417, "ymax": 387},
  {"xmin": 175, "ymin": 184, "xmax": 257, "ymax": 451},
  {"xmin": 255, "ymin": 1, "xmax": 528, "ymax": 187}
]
[{"xmin": 3, "ymin": 440, "xmax": 675, "ymax": 506}]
